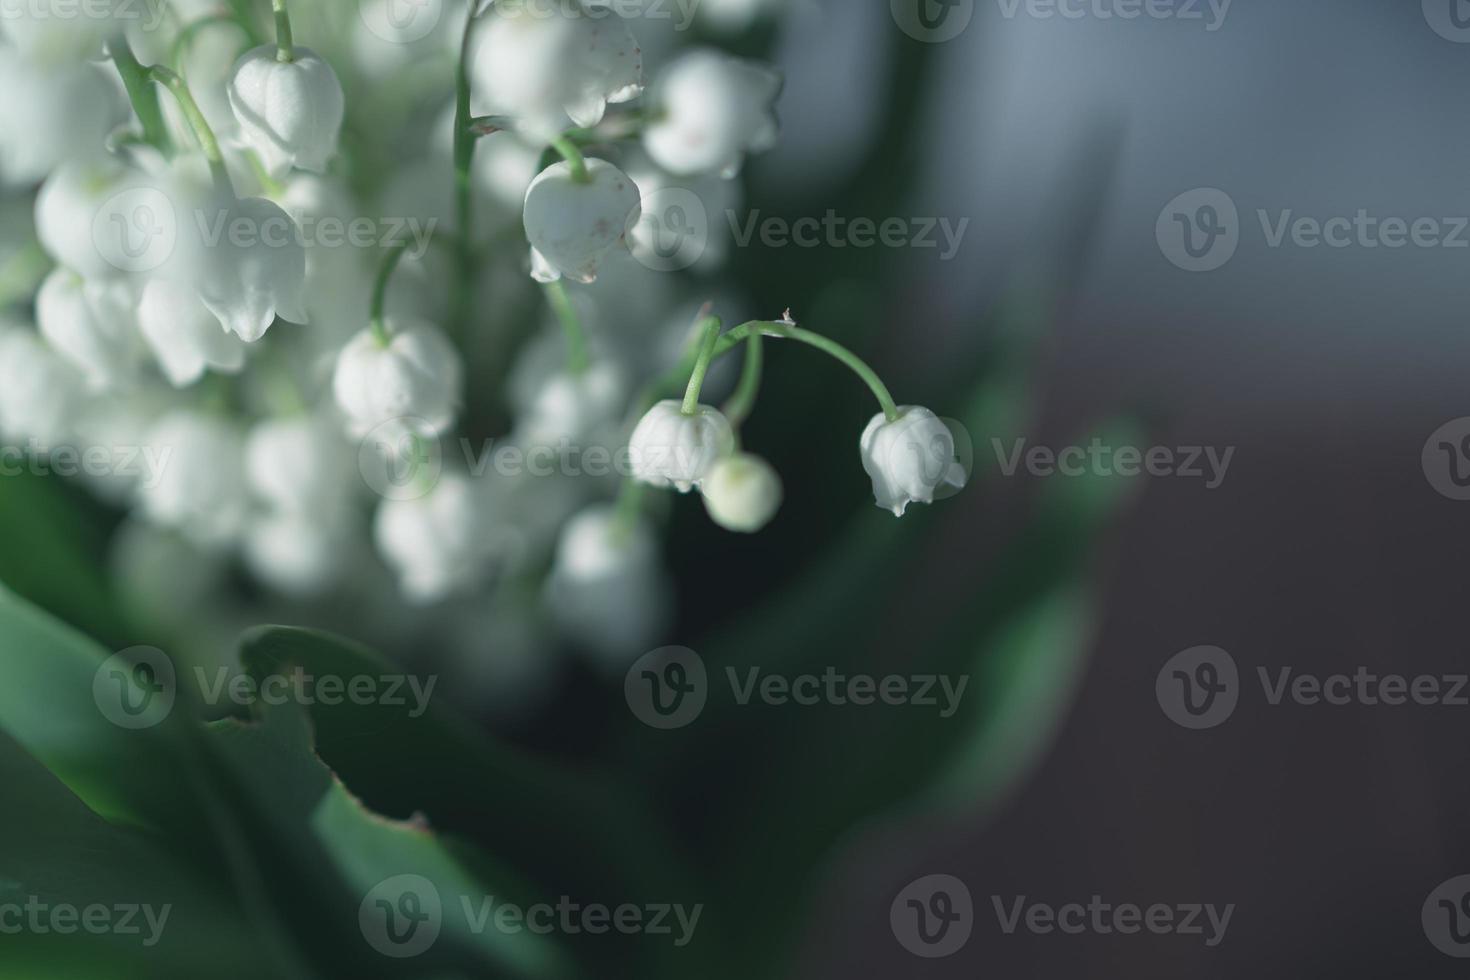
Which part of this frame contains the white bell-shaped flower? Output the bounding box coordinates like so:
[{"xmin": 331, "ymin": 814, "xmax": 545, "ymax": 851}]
[
  {"xmin": 36, "ymin": 156, "xmax": 145, "ymax": 279},
  {"xmin": 192, "ymin": 194, "xmax": 311, "ymax": 342},
  {"xmin": 244, "ymin": 414, "xmax": 349, "ymax": 515},
  {"xmin": 545, "ymin": 504, "xmax": 671, "ymax": 665},
  {"xmin": 35, "ymin": 270, "xmax": 143, "ymax": 391},
  {"xmin": 860, "ymin": 406, "xmax": 967, "ymax": 517},
  {"xmin": 470, "ymin": 2, "xmax": 642, "ymax": 142},
  {"xmin": 374, "ymin": 472, "xmax": 489, "ymax": 603},
  {"xmin": 139, "ymin": 411, "xmax": 251, "ymax": 546},
  {"xmin": 523, "ymin": 158, "xmax": 641, "ymax": 284},
  {"xmin": 701, "ymin": 452, "xmax": 783, "ymax": 533},
  {"xmin": 137, "ymin": 279, "xmax": 248, "ymax": 388},
  {"xmin": 0, "ymin": 329, "xmax": 81, "ymax": 448},
  {"xmin": 0, "ymin": 49, "xmax": 123, "ymax": 187},
  {"xmin": 516, "ymin": 362, "xmax": 628, "ymax": 447},
  {"xmin": 628, "ymin": 399, "xmax": 734, "ymax": 492},
  {"xmin": 244, "ymin": 509, "xmax": 349, "ymax": 598},
  {"xmin": 333, "ymin": 320, "xmax": 464, "ymax": 438},
  {"xmin": 643, "ymin": 49, "xmax": 781, "ymax": 179},
  {"xmin": 226, "ymin": 45, "xmax": 345, "ymax": 177}
]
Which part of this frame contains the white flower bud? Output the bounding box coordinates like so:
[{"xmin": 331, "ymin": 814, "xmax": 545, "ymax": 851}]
[
  {"xmin": 516, "ymin": 362, "xmax": 628, "ymax": 447},
  {"xmin": 0, "ymin": 329, "xmax": 81, "ymax": 448},
  {"xmin": 244, "ymin": 510, "xmax": 348, "ymax": 598},
  {"xmin": 860, "ymin": 406, "xmax": 967, "ymax": 517},
  {"xmin": 244, "ymin": 415, "xmax": 349, "ymax": 514},
  {"xmin": 195, "ymin": 194, "xmax": 311, "ymax": 342},
  {"xmin": 139, "ymin": 411, "xmax": 251, "ymax": 546},
  {"xmin": 701, "ymin": 452, "xmax": 783, "ymax": 533},
  {"xmin": 333, "ymin": 320, "xmax": 464, "ymax": 438},
  {"xmin": 0, "ymin": 50, "xmax": 123, "ymax": 187},
  {"xmin": 470, "ymin": 2, "xmax": 642, "ymax": 142},
  {"xmin": 36, "ymin": 157, "xmax": 142, "ymax": 280},
  {"xmin": 374, "ymin": 472, "xmax": 488, "ymax": 603},
  {"xmin": 36, "ymin": 270, "xmax": 143, "ymax": 391},
  {"xmin": 628, "ymin": 399, "xmax": 734, "ymax": 492},
  {"xmin": 137, "ymin": 279, "xmax": 247, "ymax": 388},
  {"xmin": 523, "ymin": 158, "xmax": 641, "ymax": 284},
  {"xmin": 226, "ymin": 46, "xmax": 345, "ymax": 177},
  {"xmin": 545, "ymin": 504, "xmax": 670, "ymax": 664},
  {"xmin": 642, "ymin": 49, "xmax": 781, "ymax": 179}
]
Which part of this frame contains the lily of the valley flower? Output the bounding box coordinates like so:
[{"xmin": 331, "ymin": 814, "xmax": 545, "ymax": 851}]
[
  {"xmin": 192, "ymin": 194, "xmax": 311, "ymax": 342},
  {"xmin": 545, "ymin": 504, "xmax": 671, "ymax": 664},
  {"xmin": 470, "ymin": 2, "xmax": 642, "ymax": 142},
  {"xmin": 524, "ymin": 158, "xmax": 642, "ymax": 284},
  {"xmin": 36, "ymin": 156, "xmax": 139, "ymax": 280},
  {"xmin": 333, "ymin": 320, "xmax": 464, "ymax": 438},
  {"xmin": 374, "ymin": 472, "xmax": 490, "ymax": 603},
  {"xmin": 226, "ymin": 45, "xmax": 346, "ymax": 177},
  {"xmin": 701, "ymin": 452, "xmax": 783, "ymax": 533},
  {"xmin": 642, "ymin": 49, "xmax": 781, "ymax": 179},
  {"xmin": 0, "ymin": 48, "xmax": 123, "ymax": 187},
  {"xmin": 0, "ymin": 329, "xmax": 81, "ymax": 448},
  {"xmin": 860, "ymin": 406, "xmax": 967, "ymax": 517},
  {"xmin": 629, "ymin": 399, "xmax": 734, "ymax": 492},
  {"xmin": 139, "ymin": 411, "xmax": 251, "ymax": 546},
  {"xmin": 137, "ymin": 279, "xmax": 247, "ymax": 388},
  {"xmin": 516, "ymin": 361, "xmax": 628, "ymax": 447},
  {"xmin": 36, "ymin": 269, "xmax": 143, "ymax": 391},
  {"xmin": 244, "ymin": 415, "xmax": 350, "ymax": 516}
]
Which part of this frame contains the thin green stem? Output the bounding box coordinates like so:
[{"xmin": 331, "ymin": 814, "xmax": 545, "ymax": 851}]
[
  {"xmin": 108, "ymin": 38, "xmax": 172, "ymax": 153},
  {"xmin": 272, "ymin": 0, "xmax": 294, "ymax": 62},
  {"xmin": 542, "ymin": 279, "xmax": 589, "ymax": 375},
  {"xmin": 451, "ymin": 9, "xmax": 478, "ymax": 338},
  {"xmin": 146, "ymin": 66, "xmax": 230, "ymax": 190},
  {"xmin": 681, "ymin": 316, "xmax": 723, "ymax": 415},
  {"xmin": 712, "ymin": 320, "xmax": 901, "ymax": 422},
  {"xmin": 223, "ymin": 0, "xmax": 265, "ymax": 44},
  {"xmin": 171, "ymin": 14, "xmax": 244, "ymax": 69},
  {"xmin": 611, "ymin": 476, "xmax": 645, "ymax": 542},
  {"xmin": 370, "ymin": 243, "xmax": 410, "ymax": 346},
  {"xmin": 723, "ymin": 331, "xmax": 764, "ymax": 429},
  {"xmin": 550, "ymin": 134, "xmax": 591, "ymax": 184}
]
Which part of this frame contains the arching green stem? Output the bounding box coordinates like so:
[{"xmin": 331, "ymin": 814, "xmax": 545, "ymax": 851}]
[
  {"xmin": 550, "ymin": 134, "xmax": 591, "ymax": 184},
  {"xmin": 681, "ymin": 316, "xmax": 723, "ymax": 415},
  {"xmin": 107, "ymin": 38, "xmax": 172, "ymax": 154},
  {"xmin": 369, "ymin": 243, "xmax": 410, "ymax": 346},
  {"xmin": 272, "ymin": 0, "xmax": 294, "ymax": 62},
  {"xmin": 712, "ymin": 320, "xmax": 900, "ymax": 422},
  {"xmin": 145, "ymin": 66, "xmax": 230, "ymax": 190},
  {"xmin": 722, "ymin": 331, "xmax": 764, "ymax": 430},
  {"xmin": 542, "ymin": 279, "xmax": 590, "ymax": 375},
  {"xmin": 451, "ymin": 9, "xmax": 478, "ymax": 338}
]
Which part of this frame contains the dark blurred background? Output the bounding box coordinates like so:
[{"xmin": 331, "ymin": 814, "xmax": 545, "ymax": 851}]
[{"xmin": 729, "ymin": 0, "xmax": 1470, "ymax": 975}]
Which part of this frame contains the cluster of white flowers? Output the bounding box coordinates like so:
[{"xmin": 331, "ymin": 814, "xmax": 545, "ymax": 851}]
[{"xmin": 0, "ymin": 0, "xmax": 963, "ymax": 707}]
